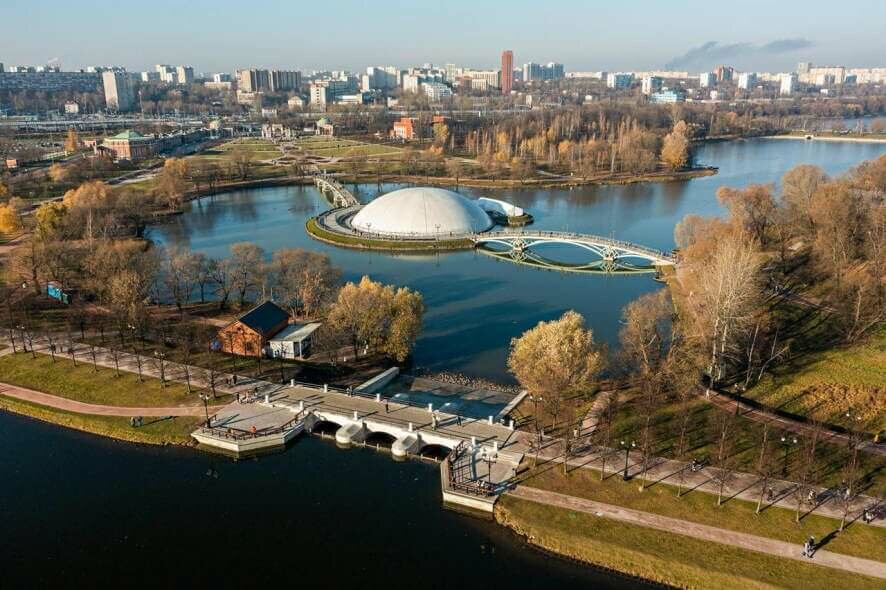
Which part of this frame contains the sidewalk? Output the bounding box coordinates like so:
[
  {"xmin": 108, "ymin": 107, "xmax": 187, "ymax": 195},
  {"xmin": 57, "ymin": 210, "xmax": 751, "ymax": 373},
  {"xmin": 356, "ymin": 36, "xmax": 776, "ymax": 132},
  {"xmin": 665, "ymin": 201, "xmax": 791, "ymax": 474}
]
[
  {"xmin": 530, "ymin": 435, "xmax": 884, "ymax": 527},
  {"xmin": 0, "ymin": 382, "xmax": 225, "ymax": 417},
  {"xmin": 508, "ymin": 485, "xmax": 886, "ymax": 579}
]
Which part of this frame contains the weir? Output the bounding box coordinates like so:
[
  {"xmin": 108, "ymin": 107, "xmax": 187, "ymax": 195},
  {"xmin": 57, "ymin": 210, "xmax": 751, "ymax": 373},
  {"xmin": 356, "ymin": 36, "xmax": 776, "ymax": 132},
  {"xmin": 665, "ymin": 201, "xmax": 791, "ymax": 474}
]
[{"xmin": 193, "ymin": 380, "xmax": 526, "ymax": 512}]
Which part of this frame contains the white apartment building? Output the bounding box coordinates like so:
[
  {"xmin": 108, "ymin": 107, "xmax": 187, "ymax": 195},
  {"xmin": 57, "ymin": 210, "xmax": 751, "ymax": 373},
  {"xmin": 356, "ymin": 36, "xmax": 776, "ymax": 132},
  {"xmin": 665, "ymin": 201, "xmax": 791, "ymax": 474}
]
[
  {"xmin": 606, "ymin": 73, "xmax": 633, "ymax": 89},
  {"xmin": 699, "ymin": 72, "xmax": 715, "ymax": 88},
  {"xmin": 780, "ymin": 73, "xmax": 796, "ymax": 96},
  {"xmin": 737, "ymin": 72, "xmax": 757, "ymax": 90},
  {"xmin": 641, "ymin": 76, "xmax": 662, "ymax": 95},
  {"xmin": 422, "ymin": 81, "xmax": 452, "ymax": 102}
]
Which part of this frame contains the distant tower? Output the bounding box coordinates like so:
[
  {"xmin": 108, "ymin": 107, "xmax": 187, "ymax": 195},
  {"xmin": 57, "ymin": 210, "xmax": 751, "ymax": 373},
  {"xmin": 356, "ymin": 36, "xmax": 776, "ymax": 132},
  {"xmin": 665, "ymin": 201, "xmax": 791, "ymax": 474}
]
[{"xmin": 501, "ymin": 49, "xmax": 513, "ymax": 95}]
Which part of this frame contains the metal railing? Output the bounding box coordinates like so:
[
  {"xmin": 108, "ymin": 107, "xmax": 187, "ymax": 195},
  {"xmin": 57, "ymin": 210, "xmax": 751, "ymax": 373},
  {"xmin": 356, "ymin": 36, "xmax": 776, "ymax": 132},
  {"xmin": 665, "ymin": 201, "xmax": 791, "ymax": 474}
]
[
  {"xmin": 446, "ymin": 442, "xmax": 497, "ymax": 497},
  {"xmin": 198, "ymin": 413, "xmax": 304, "ymax": 441}
]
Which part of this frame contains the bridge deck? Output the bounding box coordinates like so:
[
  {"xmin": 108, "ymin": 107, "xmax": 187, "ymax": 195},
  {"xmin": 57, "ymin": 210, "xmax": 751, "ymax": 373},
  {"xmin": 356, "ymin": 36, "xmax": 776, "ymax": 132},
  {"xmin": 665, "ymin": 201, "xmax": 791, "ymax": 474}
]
[{"xmin": 200, "ymin": 382, "xmax": 529, "ymax": 460}]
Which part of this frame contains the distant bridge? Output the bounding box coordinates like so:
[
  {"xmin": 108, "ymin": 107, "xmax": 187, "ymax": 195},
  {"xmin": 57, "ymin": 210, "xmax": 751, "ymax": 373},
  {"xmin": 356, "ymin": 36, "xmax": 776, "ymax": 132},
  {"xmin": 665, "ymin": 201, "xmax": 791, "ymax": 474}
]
[
  {"xmin": 313, "ymin": 174, "xmax": 359, "ymax": 208},
  {"xmin": 472, "ymin": 230, "xmax": 675, "ymax": 273}
]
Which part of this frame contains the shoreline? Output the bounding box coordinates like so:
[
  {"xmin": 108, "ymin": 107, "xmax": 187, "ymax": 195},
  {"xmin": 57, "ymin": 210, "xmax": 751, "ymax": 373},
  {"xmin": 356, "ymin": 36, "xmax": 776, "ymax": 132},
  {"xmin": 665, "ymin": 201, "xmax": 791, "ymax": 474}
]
[{"xmin": 762, "ymin": 134, "xmax": 886, "ymax": 144}]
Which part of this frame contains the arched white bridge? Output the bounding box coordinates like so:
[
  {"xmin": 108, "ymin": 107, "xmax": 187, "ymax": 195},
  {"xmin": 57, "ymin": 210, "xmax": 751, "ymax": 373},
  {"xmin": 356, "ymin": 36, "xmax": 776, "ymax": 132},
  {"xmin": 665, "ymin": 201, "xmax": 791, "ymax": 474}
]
[
  {"xmin": 313, "ymin": 174, "xmax": 359, "ymax": 208},
  {"xmin": 472, "ymin": 230, "xmax": 676, "ymax": 273}
]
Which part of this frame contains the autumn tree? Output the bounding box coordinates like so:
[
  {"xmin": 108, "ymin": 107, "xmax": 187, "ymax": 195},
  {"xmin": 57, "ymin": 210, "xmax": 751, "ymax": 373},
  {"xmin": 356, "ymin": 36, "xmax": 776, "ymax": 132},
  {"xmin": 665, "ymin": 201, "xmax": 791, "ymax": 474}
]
[
  {"xmin": 508, "ymin": 311, "xmax": 605, "ymax": 437},
  {"xmin": 781, "ymin": 164, "xmax": 827, "ymax": 237},
  {"xmin": 327, "ymin": 276, "xmax": 424, "ymax": 362},
  {"xmin": 227, "ymin": 242, "xmax": 266, "ymax": 307},
  {"xmin": 432, "ymin": 122, "xmax": 450, "ymax": 149},
  {"xmin": 64, "ymin": 128, "xmax": 81, "ymax": 154},
  {"xmin": 270, "ymin": 248, "xmax": 340, "ymax": 319},
  {"xmin": 661, "ymin": 120, "xmax": 690, "ymax": 170},
  {"xmin": 445, "ymin": 158, "xmax": 464, "ymax": 187},
  {"xmin": 716, "ymin": 184, "xmax": 778, "ymax": 246},
  {"xmin": 0, "ymin": 203, "xmax": 21, "ymax": 236},
  {"xmin": 33, "ymin": 201, "xmax": 68, "ymax": 239},
  {"xmin": 156, "ymin": 158, "xmax": 191, "ymax": 210}
]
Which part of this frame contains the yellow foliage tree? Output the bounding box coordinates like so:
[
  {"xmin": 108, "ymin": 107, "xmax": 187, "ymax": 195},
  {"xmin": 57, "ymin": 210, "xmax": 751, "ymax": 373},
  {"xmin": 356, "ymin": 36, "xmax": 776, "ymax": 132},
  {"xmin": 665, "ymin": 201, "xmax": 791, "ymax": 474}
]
[
  {"xmin": 0, "ymin": 204, "xmax": 22, "ymax": 235},
  {"xmin": 64, "ymin": 128, "xmax": 81, "ymax": 153},
  {"xmin": 661, "ymin": 120, "xmax": 690, "ymax": 170}
]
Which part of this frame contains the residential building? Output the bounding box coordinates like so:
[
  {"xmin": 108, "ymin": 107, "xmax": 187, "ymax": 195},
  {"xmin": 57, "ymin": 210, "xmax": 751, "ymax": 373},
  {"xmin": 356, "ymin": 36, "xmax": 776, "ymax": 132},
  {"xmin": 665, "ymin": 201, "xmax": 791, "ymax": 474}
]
[
  {"xmin": 64, "ymin": 101, "xmax": 80, "ymax": 115},
  {"xmin": 714, "ymin": 65, "xmax": 733, "ymax": 83},
  {"xmin": 102, "ymin": 70, "xmax": 136, "ymax": 112},
  {"xmin": 213, "ymin": 73, "xmax": 232, "ymax": 83},
  {"xmin": 463, "ymin": 70, "xmax": 500, "ymax": 90},
  {"xmin": 287, "ymin": 95, "xmax": 305, "ymax": 109},
  {"xmin": 141, "ymin": 71, "xmax": 160, "ymax": 82},
  {"xmin": 641, "ymin": 76, "xmax": 662, "ymax": 95},
  {"xmin": 797, "ymin": 62, "xmax": 812, "ymax": 74},
  {"xmin": 155, "ymin": 64, "xmax": 177, "ymax": 84},
  {"xmin": 269, "ymin": 70, "xmax": 301, "ymax": 91},
  {"xmin": 737, "ymin": 72, "xmax": 757, "ymax": 90},
  {"xmin": 309, "ymin": 79, "xmax": 351, "ymax": 106},
  {"xmin": 176, "ymin": 65, "xmax": 194, "ymax": 85},
  {"xmin": 0, "ymin": 70, "xmax": 101, "ymax": 92},
  {"xmin": 501, "ymin": 49, "xmax": 514, "ymax": 94},
  {"xmin": 780, "ymin": 73, "xmax": 796, "ymax": 96},
  {"xmin": 422, "ymin": 81, "xmax": 452, "ymax": 102},
  {"xmin": 815, "ymin": 73, "xmax": 836, "ymax": 86},
  {"xmin": 390, "ymin": 117, "xmax": 417, "ymax": 140},
  {"xmin": 699, "ymin": 72, "xmax": 715, "ymax": 88},
  {"xmin": 217, "ymin": 301, "xmax": 291, "ymax": 358},
  {"xmin": 606, "ymin": 72, "xmax": 633, "ymax": 89},
  {"xmin": 522, "ymin": 62, "xmax": 565, "ymax": 82},
  {"xmin": 362, "ymin": 66, "xmax": 398, "ymax": 91}
]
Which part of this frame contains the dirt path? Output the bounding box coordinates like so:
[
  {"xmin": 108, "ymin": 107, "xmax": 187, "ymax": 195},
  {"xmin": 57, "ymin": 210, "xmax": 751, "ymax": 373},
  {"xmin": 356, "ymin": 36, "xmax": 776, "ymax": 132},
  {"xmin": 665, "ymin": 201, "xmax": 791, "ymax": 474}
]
[
  {"xmin": 508, "ymin": 485, "xmax": 886, "ymax": 579},
  {"xmin": 0, "ymin": 382, "xmax": 225, "ymax": 417}
]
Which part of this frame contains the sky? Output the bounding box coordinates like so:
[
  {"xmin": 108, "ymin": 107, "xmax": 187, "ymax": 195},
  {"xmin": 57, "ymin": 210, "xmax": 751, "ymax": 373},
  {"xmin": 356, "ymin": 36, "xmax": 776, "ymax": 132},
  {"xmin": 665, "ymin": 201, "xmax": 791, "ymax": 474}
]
[{"xmin": 2, "ymin": 0, "xmax": 884, "ymax": 74}]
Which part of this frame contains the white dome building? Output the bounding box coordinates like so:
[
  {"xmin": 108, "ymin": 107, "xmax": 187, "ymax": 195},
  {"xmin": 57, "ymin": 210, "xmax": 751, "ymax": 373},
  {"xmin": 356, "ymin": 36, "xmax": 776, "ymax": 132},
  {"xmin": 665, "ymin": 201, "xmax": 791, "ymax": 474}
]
[{"xmin": 351, "ymin": 187, "xmax": 493, "ymax": 236}]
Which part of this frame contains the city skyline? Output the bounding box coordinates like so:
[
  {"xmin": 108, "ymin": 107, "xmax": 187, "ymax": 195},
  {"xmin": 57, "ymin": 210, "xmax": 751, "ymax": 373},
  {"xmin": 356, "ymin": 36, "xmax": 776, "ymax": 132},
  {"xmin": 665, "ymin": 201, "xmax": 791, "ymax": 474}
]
[{"xmin": 2, "ymin": 0, "xmax": 885, "ymax": 74}]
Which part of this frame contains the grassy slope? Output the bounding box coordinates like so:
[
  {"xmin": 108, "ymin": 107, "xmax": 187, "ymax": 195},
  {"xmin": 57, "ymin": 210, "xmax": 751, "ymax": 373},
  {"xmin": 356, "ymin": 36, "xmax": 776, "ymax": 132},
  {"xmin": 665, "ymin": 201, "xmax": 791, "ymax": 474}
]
[
  {"xmin": 521, "ymin": 463, "xmax": 885, "ymax": 562},
  {"xmin": 0, "ymin": 353, "xmax": 230, "ymax": 407},
  {"xmin": 744, "ymin": 328, "xmax": 886, "ymax": 436},
  {"xmin": 497, "ymin": 495, "xmax": 884, "ymax": 590},
  {"xmin": 0, "ymin": 395, "xmax": 199, "ymax": 445}
]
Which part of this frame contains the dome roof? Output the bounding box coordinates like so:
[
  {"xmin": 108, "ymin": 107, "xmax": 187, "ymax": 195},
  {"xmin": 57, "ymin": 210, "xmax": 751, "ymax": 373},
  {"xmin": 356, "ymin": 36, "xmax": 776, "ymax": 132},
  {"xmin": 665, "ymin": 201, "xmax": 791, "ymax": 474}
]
[{"xmin": 351, "ymin": 187, "xmax": 493, "ymax": 236}]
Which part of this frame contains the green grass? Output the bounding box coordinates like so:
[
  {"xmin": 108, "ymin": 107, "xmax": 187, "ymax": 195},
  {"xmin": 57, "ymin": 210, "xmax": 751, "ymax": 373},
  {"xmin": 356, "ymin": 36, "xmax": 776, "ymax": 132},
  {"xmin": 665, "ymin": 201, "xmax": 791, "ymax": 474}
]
[
  {"xmin": 0, "ymin": 395, "xmax": 199, "ymax": 445},
  {"xmin": 306, "ymin": 217, "xmax": 473, "ymax": 251},
  {"xmin": 0, "ymin": 352, "xmax": 230, "ymax": 407},
  {"xmin": 521, "ymin": 460, "xmax": 885, "ymax": 562},
  {"xmin": 497, "ymin": 495, "xmax": 884, "ymax": 590},
  {"xmin": 744, "ymin": 328, "xmax": 886, "ymax": 436}
]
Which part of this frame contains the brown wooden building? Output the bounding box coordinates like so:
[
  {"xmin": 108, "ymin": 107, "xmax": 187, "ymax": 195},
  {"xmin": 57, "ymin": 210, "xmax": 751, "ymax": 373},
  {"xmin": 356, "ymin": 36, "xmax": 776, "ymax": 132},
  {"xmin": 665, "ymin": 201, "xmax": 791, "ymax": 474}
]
[{"xmin": 217, "ymin": 301, "xmax": 290, "ymax": 357}]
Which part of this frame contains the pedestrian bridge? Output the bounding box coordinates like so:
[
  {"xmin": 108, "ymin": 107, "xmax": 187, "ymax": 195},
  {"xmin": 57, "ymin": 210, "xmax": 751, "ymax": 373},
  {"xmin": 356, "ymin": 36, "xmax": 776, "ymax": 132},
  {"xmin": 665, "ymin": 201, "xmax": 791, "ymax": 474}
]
[
  {"xmin": 313, "ymin": 174, "xmax": 359, "ymax": 208},
  {"xmin": 472, "ymin": 230, "xmax": 675, "ymax": 273}
]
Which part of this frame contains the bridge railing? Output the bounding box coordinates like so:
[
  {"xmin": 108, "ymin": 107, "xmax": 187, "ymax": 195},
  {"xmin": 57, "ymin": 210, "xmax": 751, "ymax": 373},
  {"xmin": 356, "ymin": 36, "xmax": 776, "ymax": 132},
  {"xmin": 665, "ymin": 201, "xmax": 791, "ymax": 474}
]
[
  {"xmin": 198, "ymin": 412, "xmax": 305, "ymax": 441},
  {"xmin": 474, "ymin": 230, "xmax": 675, "ymax": 261}
]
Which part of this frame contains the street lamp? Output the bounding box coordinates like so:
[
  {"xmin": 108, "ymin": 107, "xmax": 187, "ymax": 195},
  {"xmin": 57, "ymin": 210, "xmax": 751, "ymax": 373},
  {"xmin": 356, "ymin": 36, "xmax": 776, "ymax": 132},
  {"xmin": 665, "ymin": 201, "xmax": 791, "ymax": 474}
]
[
  {"xmin": 198, "ymin": 391, "xmax": 212, "ymax": 427},
  {"xmin": 621, "ymin": 440, "xmax": 636, "ymax": 481},
  {"xmin": 780, "ymin": 435, "xmax": 798, "ymax": 476}
]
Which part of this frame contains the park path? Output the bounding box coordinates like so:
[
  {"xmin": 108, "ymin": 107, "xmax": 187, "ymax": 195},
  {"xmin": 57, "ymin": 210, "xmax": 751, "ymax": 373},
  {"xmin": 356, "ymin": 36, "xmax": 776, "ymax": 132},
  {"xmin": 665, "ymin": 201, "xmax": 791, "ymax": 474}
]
[
  {"xmin": 507, "ymin": 485, "xmax": 886, "ymax": 580},
  {"xmin": 0, "ymin": 382, "xmax": 226, "ymax": 417},
  {"xmin": 698, "ymin": 387, "xmax": 885, "ymax": 457}
]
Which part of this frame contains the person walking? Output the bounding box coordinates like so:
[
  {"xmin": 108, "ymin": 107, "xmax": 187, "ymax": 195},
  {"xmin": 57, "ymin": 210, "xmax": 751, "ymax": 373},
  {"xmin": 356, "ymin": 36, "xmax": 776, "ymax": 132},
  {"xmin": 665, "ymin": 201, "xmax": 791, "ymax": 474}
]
[
  {"xmin": 384, "ymin": 401, "xmax": 389, "ymax": 413},
  {"xmin": 806, "ymin": 536, "xmax": 816, "ymax": 558},
  {"xmin": 801, "ymin": 538, "xmax": 810, "ymax": 558}
]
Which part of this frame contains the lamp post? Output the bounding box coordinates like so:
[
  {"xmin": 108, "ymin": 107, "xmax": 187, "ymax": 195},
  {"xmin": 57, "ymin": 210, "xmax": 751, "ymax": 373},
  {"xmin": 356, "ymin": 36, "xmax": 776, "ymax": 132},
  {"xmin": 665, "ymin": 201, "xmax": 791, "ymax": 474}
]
[
  {"xmin": 153, "ymin": 349, "xmax": 167, "ymax": 385},
  {"xmin": 780, "ymin": 435, "xmax": 798, "ymax": 476},
  {"xmin": 198, "ymin": 391, "xmax": 212, "ymax": 427},
  {"xmin": 621, "ymin": 439, "xmax": 636, "ymax": 481}
]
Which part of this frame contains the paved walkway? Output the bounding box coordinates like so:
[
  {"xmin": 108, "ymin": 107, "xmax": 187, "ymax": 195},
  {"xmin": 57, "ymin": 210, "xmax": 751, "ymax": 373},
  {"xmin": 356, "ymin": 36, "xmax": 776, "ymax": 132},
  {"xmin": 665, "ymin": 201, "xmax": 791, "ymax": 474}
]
[
  {"xmin": 508, "ymin": 485, "xmax": 886, "ymax": 579},
  {"xmin": 531, "ymin": 436, "xmax": 884, "ymax": 526},
  {"xmin": 0, "ymin": 382, "xmax": 225, "ymax": 417},
  {"xmin": 699, "ymin": 387, "xmax": 885, "ymax": 457}
]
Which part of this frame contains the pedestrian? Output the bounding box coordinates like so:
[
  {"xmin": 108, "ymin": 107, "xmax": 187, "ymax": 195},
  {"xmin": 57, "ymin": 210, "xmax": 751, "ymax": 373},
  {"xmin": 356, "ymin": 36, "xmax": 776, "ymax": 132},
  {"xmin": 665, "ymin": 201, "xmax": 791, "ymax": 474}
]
[
  {"xmin": 806, "ymin": 536, "xmax": 815, "ymax": 558},
  {"xmin": 384, "ymin": 401, "xmax": 389, "ymax": 413}
]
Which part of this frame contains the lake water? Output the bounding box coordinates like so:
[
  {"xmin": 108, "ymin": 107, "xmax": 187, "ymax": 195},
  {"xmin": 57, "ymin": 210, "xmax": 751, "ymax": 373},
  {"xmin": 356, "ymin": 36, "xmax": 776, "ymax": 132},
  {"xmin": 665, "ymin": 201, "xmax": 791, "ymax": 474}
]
[
  {"xmin": 0, "ymin": 412, "xmax": 638, "ymax": 587},
  {"xmin": 152, "ymin": 138, "xmax": 886, "ymax": 383}
]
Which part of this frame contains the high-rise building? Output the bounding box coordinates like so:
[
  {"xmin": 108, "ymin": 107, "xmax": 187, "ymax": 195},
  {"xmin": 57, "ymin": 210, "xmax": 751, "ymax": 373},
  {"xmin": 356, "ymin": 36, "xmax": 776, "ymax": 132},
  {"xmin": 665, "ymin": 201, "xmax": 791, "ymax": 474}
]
[
  {"xmin": 501, "ymin": 50, "xmax": 513, "ymax": 94},
  {"xmin": 155, "ymin": 64, "xmax": 177, "ymax": 84},
  {"xmin": 522, "ymin": 62, "xmax": 565, "ymax": 82},
  {"xmin": 780, "ymin": 73, "xmax": 796, "ymax": 96},
  {"xmin": 737, "ymin": 72, "xmax": 757, "ymax": 90},
  {"xmin": 102, "ymin": 70, "xmax": 136, "ymax": 112},
  {"xmin": 641, "ymin": 76, "xmax": 662, "ymax": 95},
  {"xmin": 422, "ymin": 81, "xmax": 452, "ymax": 102},
  {"xmin": 238, "ymin": 69, "xmax": 300, "ymax": 92},
  {"xmin": 606, "ymin": 73, "xmax": 633, "ymax": 89},
  {"xmin": 797, "ymin": 62, "xmax": 812, "ymax": 74},
  {"xmin": 699, "ymin": 72, "xmax": 715, "ymax": 88},
  {"xmin": 714, "ymin": 65, "xmax": 733, "ymax": 82},
  {"xmin": 176, "ymin": 66, "xmax": 194, "ymax": 85}
]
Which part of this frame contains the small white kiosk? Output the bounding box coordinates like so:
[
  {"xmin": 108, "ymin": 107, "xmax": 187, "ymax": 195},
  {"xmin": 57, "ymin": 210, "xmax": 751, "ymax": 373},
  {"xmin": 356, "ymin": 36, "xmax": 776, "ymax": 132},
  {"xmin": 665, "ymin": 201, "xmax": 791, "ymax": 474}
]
[{"xmin": 267, "ymin": 322, "xmax": 322, "ymax": 359}]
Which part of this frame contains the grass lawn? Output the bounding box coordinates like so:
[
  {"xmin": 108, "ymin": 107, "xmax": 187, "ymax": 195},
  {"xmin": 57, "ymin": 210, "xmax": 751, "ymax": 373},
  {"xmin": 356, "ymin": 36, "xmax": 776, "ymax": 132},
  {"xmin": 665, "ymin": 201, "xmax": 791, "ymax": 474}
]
[
  {"xmin": 0, "ymin": 395, "xmax": 199, "ymax": 445},
  {"xmin": 497, "ymin": 495, "xmax": 884, "ymax": 590},
  {"xmin": 521, "ymin": 459, "xmax": 886, "ymax": 562},
  {"xmin": 0, "ymin": 352, "xmax": 230, "ymax": 407},
  {"xmin": 744, "ymin": 328, "xmax": 885, "ymax": 436}
]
